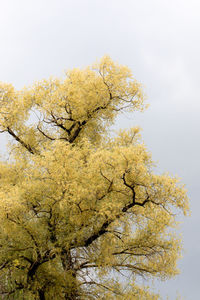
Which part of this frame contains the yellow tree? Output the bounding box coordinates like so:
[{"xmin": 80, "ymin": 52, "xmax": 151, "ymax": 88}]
[{"xmin": 0, "ymin": 57, "xmax": 188, "ymax": 299}]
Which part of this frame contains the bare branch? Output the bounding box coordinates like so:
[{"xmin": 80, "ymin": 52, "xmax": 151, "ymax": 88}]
[{"xmin": 37, "ymin": 124, "xmax": 56, "ymax": 140}]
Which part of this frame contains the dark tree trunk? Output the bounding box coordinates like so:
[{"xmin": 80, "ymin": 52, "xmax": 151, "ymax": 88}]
[{"xmin": 38, "ymin": 289, "xmax": 45, "ymax": 300}]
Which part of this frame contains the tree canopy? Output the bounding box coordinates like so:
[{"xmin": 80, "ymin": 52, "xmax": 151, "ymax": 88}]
[{"xmin": 0, "ymin": 56, "xmax": 189, "ymax": 299}]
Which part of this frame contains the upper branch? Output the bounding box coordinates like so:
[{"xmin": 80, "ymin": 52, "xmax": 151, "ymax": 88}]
[{"xmin": 7, "ymin": 127, "xmax": 36, "ymax": 155}]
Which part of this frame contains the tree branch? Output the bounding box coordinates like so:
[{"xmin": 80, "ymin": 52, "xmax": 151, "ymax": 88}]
[{"xmin": 7, "ymin": 127, "xmax": 36, "ymax": 154}]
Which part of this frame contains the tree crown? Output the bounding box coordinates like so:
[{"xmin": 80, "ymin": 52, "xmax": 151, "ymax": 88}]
[{"xmin": 0, "ymin": 57, "xmax": 189, "ymax": 299}]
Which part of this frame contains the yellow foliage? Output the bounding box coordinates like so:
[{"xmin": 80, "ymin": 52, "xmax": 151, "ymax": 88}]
[{"xmin": 0, "ymin": 57, "xmax": 189, "ymax": 299}]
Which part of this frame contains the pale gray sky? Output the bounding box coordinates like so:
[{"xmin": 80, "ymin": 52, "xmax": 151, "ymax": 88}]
[{"xmin": 1, "ymin": 0, "xmax": 200, "ymax": 298}]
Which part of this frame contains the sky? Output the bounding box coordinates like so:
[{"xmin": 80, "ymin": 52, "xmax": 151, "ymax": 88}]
[{"xmin": 0, "ymin": 0, "xmax": 199, "ymax": 298}]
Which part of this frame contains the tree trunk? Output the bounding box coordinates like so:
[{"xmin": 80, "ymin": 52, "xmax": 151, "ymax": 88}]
[{"xmin": 38, "ymin": 289, "xmax": 45, "ymax": 300}]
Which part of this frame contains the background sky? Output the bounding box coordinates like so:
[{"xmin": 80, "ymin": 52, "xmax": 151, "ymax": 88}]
[{"xmin": 0, "ymin": 0, "xmax": 199, "ymax": 298}]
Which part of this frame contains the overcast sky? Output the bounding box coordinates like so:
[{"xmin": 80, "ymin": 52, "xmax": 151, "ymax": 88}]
[{"xmin": 1, "ymin": 0, "xmax": 199, "ymax": 298}]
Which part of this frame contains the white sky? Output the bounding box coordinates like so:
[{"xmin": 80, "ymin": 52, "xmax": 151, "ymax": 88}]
[{"xmin": 1, "ymin": 0, "xmax": 200, "ymax": 298}]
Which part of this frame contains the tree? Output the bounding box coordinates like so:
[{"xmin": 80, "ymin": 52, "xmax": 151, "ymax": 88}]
[{"xmin": 0, "ymin": 56, "xmax": 188, "ymax": 299}]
